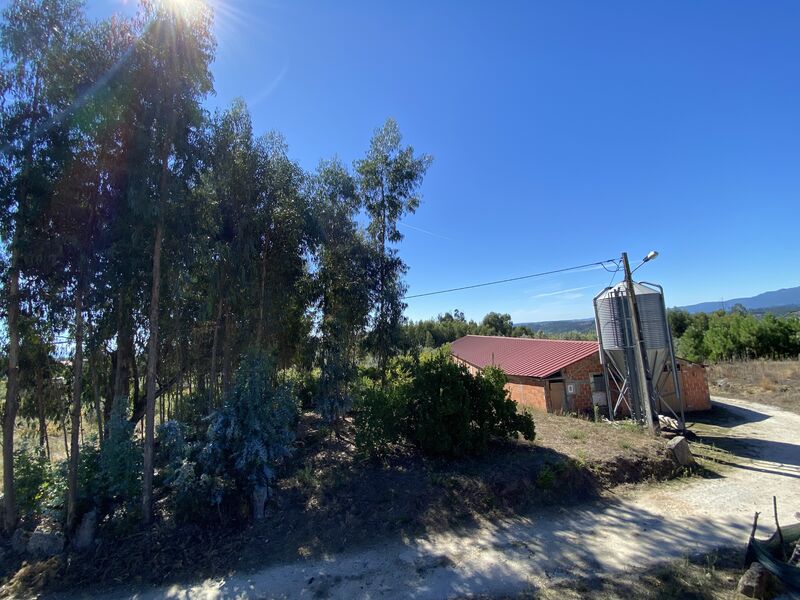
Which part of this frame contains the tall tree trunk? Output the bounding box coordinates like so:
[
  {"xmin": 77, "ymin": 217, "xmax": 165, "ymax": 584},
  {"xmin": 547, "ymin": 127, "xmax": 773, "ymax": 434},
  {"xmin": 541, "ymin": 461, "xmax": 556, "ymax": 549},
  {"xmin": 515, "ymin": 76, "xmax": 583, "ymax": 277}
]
[
  {"xmin": 67, "ymin": 276, "xmax": 85, "ymax": 531},
  {"xmin": 62, "ymin": 413, "xmax": 70, "ymax": 463},
  {"xmin": 3, "ymin": 242, "xmax": 21, "ymax": 533},
  {"xmin": 132, "ymin": 356, "xmax": 141, "ymax": 420},
  {"xmin": 256, "ymin": 246, "xmax": 267, "ymax": 347},
  {"xmin": 113, "ymin": 298, "xmax": 133, "ymax": 424},
  {"xmin": 142, "ymin": 91, "xmax": 176, "ymax": 524},
  {"xmin": 36, "ymin": 371, "xmax": 46, "ymax": 449},
  {"xmin": 221, "ymin": 304, "xmax": 233, "ymax": 398},
  {"xmin": 209, "ymin": 295, "xmax": 223, "ymax": 407},
  {"xmin": 90, "ymin": 348, "xmax": 103, "ymax": 446},
  {"xmin": 142, "ymin": 215, "xmax": 163, "ymax": 525}
]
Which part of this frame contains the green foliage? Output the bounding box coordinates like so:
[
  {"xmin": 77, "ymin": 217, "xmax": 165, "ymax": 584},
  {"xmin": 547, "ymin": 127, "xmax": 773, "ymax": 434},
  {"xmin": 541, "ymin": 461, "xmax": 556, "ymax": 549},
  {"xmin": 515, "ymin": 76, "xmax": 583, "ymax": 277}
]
[
  {"xmin": 480, "ymin": 312, "xmax": 513, "ymax": 337},
  {"xmin": 12, "ymin": 441, "xmax": 74, "ymax": 521},
  {"xmin": 203, "ymin": 351, "xmax": 299, "ymax": 497},
  {"xmin": 354, "ymin": 350, "xmax": 535, "ymax": 458},
  {"xmin": 670, "ymin": 309, "xmax": 800, "ymax": 362},
  {"xmin": 13, "ymin": 442, "xmax": 49, "ymax": 514},
  {"xmin": 356, "ymin": 118, "xmax": 432, "ymax": 378},
  {"xmin": 100, "ymin": 401, "xmax": 142, "ymax": 505},
  {"xmin": 76, "ymin": 439, "xmax": 102, "ymax": 510},
  {"xmin": 0, "ymin": 0, "xmax": 434, "ymax": 529},
  {"xmin": 353, "ymin": 383, "xmax": 407, "ymax": 458},
  {"xmin": 400, "ymin": 309, "xmax": 596, "ymax": 352},
  {"xmin": 168, "ymin": 460, "xmax": 233, "ymax": 524},
  {"xmin": 278, "ymin": 367, "xmax": 318, "ymax": 411},
  {"xmin": 405, "ymin": 354, "xmax": 534, "ymax": 457},
  {"xmin": 536, "ymin": 465, "xmax": 556, "ymax": 489}
]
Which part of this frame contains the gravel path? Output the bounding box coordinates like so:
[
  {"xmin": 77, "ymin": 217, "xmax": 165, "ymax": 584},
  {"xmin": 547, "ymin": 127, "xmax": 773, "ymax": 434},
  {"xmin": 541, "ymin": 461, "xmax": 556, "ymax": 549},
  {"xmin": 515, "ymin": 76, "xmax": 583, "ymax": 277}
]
[{"xmin": 59, "ymin": 396, "xmax": 800, "ymax": 599}]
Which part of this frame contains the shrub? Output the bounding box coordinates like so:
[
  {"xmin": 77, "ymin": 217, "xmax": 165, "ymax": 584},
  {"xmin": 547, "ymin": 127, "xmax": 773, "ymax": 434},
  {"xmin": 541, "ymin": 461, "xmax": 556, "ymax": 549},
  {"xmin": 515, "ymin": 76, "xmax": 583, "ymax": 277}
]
[
  {"xmin": 354, "ymin": 349, "xmax": 535, "ymax": 458},
  {"xmin": 14, "ymin": 442, "xmax": 49, "ymax": 514},
  {"xmin": 203, "ymin": 351, "xmax": 299, "ymax": 519},
  {"xmin": 279, "ymin": 366, "xmax": 318, "ymax": 411},
  {"xmin": 100, "ymin": 400, "xmax": 142, "ymax": 506},
  {"xmin": 76, "ymin": 439, "xmax": 102, "ymax": 513},
  {"xmin": 14, "ymin": 440, "xmax": 102, "ymax": 521},
  {"xmin": 168, "ymin": 459, "xmax": 234, "ymax": 524},
  {"xmin": 353, "ymin": 382, "xmax": 407, "ymax": 458},
  {"xmin": 405, "ymin": 351, "xmax": 535, "ymax": 457}
]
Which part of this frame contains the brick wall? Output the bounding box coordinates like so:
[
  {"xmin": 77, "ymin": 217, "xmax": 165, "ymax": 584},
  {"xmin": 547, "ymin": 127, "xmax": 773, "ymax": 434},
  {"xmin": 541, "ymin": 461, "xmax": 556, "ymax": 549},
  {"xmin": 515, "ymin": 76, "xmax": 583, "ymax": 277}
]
[
  {"xmin": 659, "ymin": 360, "xmax": 711, "ymax": 412},
  {"xmin": 559, "ymin": 353, "xmax": 605, "ymax": 413},
  {"xmin": 505, "ymin": 375, "xmax": 547, "ymax": 411},
  {"xmin": 453, "ymin": 350, "xmax": 710, "ymax": 415},
  {"xmin": 678, "ymin": 360, "xmax": 711, "ymax": 411}
]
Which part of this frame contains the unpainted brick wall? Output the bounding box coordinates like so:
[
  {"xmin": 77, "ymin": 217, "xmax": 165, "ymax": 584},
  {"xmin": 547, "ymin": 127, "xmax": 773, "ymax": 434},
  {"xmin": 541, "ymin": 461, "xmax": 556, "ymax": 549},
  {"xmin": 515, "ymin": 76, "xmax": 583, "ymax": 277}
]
[
  {"xmin": 678, "ymin": 361, "xmax": 711, "ymax": 411},
  {"xmin": 560, "ymin": 353, "xmax": 605, "ymax": 413},
  {"xmin": 505, "ymin": 376, "xmax": 547, "ymax": 411}
]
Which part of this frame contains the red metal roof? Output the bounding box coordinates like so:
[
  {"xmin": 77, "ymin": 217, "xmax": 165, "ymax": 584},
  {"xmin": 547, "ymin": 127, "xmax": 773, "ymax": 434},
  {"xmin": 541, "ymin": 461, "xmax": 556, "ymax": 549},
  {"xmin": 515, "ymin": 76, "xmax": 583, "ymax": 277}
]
[{"xmin": 451, "ymin": 335, "xmax": 600, "ymax": 378}]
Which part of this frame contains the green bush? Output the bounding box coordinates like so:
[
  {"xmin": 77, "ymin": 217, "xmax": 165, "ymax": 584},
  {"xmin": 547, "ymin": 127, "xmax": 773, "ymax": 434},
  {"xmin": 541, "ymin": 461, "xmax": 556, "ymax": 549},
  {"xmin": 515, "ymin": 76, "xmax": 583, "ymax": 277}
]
[
  {"xmin": 13, "ymin": 439, "xmax": 103, "ymax": 521},
  {"xmin": 13, "ymin": 442, "xmax": 49, "ymax": 514},
  {"xmin": 202, "ymin": 351, "xmax": 299, "ymax": 518},
  {"xmin": 168, "ymin": 459, "xmax": 234, "ymax": 524},
  {"xmin": 279, "ymin": 366, "xmax": 318, "ymax": 411},
  {"xmin": 354, "ymin": 349, "xmax": 535, "ymax": 458},
  {"xmin": 353, "ymin": 383, "xmax": 407, "ymax": 458},
  {"xmin": 100, "ymin": 400, "xmax": 142, "ymax": 506},
  {"xmin": 76, "ymin": 439, "xmax": 102, "ymax": 513},
  {"xmin": 406, "ymin": 352, "xmax": 535, "ymax": 457}
]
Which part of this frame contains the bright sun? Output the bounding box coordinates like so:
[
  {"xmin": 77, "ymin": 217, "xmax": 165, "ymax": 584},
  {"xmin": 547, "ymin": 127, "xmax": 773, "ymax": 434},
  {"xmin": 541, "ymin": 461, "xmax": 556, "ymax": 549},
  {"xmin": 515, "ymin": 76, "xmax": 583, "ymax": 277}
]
[{"xmin": 165, "ymin": 0, "xmax": 205, "ymax": 18}]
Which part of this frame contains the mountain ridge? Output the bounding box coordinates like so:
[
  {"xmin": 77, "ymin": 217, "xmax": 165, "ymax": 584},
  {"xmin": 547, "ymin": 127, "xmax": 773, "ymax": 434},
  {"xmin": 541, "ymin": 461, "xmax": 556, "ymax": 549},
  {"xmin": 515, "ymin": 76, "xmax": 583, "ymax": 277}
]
[{"xmin": 516, "ymin": 285, "xmax": 800, "ymax": 334}]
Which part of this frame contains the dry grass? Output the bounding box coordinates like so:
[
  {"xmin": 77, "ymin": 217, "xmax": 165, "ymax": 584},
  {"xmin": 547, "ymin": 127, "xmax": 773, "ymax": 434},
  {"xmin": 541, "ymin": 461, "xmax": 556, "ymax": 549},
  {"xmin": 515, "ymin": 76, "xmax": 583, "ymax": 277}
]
[{"xmin": 709, "ymin": 359, "xmax": 800, "ymax": 415}]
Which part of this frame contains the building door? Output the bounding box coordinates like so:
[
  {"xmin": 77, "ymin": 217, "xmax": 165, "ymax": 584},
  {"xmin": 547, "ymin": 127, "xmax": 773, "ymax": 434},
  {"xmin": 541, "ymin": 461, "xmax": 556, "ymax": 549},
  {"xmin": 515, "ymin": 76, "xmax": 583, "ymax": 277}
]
[{"xmin": 549, "ymin": 381, "xmax": 566, "ymax": 414}]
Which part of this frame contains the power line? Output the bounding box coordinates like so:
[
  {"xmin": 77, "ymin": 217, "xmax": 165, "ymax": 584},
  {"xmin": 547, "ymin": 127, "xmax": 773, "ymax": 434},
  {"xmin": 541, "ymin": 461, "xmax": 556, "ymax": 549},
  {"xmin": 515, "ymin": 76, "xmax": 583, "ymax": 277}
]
[
  {"xmin": 404, "ymin": 258, "xmax": 618, "ymax": 300},
  {"xmin": 606, "ymin": 259, "xmax": 622, "ymax": 288}
]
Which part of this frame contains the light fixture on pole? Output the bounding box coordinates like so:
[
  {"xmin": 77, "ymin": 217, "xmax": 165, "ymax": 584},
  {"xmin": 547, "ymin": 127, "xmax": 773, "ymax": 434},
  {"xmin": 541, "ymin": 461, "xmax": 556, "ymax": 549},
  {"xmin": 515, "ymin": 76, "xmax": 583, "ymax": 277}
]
[{"xmin": 632, "ymin": 250, "xmax": 659, "ymax": 274}]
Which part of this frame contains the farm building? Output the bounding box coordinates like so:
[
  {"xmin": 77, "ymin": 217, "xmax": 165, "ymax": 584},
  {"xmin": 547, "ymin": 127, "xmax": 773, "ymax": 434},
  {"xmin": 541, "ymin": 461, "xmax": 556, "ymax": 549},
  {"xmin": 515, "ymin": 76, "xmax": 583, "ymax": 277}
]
[{"xmin": 450, "ymin": 335, "xmax": 711, "ymax": 415}]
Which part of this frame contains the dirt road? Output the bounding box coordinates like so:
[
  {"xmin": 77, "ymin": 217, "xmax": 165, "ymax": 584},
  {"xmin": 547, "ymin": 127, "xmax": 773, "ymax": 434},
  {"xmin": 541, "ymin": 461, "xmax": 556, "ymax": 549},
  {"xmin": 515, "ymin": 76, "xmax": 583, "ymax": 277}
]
[{"xmin": 60, "ymin": 396, "xmax": 800, "ymax": 599}]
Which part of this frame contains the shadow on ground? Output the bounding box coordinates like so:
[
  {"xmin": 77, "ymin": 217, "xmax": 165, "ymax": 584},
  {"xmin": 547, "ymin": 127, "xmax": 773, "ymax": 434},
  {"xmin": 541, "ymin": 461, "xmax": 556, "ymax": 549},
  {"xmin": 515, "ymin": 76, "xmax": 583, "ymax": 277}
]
[{"xmin": 173, "ymin": 497, "xmax": 750, "ymax": 599}]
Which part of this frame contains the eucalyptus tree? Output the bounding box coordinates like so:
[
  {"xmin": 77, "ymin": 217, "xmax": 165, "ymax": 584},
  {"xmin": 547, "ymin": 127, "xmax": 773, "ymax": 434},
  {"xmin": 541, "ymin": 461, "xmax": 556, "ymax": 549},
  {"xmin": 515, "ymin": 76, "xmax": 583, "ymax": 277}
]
[
  {"xmin": 50, "ymin": 12, "xmax": 147, "ymax": 530},
  {"xmin": 131, "ymin": 0, "xmax": 215, "ymax": 525},
  {"xmin": 256, "ymin": 133, "xmax": 316, "ymax": 368},
  {"xmin": 311, "ymin": 159, "xmax": 372, "ymax": 424},
  {"xmin": 354, "ymin": 119, "xmax": 431, "ymax": 383},
  {"xmin": 0, "ymin": 0, "xmax": 88, "ymax": 533},
  {"xmin": 200, "ymin": 99, "xmax": 265, "ymax": 403}
]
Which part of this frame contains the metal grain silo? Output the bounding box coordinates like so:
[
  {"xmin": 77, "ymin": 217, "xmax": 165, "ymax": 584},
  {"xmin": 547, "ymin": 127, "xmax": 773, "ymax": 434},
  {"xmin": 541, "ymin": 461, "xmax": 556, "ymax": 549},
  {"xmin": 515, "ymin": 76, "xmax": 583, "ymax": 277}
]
[
  {"xmin": 595, "ymin": 281, "xmax": 671, "ymax": 376},
  {"xmin": 594, "ymin": 280, "xmax": 682, "ymax": 424}
]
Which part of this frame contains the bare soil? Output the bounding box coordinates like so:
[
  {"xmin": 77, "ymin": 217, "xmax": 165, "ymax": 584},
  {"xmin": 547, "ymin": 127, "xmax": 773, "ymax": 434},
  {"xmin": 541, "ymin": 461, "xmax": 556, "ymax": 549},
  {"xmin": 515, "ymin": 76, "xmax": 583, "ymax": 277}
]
[
  {"xmin": 0, "ymin": 411, "xmax": 676, "ymax": 596},
  {"xmin": 709, "ymin": 359, "xmax": 800, "ymax": 415},
  {"xmin": 466, "ymin": 547, "xmax": 749, "ymax": 600}
]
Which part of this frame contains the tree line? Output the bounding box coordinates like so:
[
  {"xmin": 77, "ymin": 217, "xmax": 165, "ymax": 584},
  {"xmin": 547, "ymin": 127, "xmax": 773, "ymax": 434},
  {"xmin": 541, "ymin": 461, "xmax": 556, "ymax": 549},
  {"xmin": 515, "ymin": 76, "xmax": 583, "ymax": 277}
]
[
  {"xmin": 401, "ymin": 310, "xmax": 596, "ymax": 351},
  {"xmin": 0, "ymin": 0, "xmax": 430, "ymax": 532},
  {"xmin": 668, "ymin": 307, "xmax": 800, "ymax": 363}
]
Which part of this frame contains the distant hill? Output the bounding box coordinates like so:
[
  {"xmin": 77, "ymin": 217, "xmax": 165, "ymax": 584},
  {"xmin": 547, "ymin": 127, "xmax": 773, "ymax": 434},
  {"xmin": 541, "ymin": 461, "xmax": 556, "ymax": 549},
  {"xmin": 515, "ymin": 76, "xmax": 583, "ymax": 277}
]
[
  {"xmin": 516, "ymin": 285, "xmax": 800, "ymax": 334},
  {"xmin": 677, "ymin": 285, "xmax": 800, "ymax": 314},
  {"xmin": 516, "ymin": 318, "xmax": 596, "ymax": 335}
]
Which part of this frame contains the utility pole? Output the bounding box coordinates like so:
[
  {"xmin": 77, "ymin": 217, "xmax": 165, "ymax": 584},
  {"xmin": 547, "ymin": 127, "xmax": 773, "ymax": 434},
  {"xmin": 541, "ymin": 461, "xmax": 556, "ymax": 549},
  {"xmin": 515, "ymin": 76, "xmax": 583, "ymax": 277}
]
[{"xmin": 622, "ymin": 252, "xmax": 659, "ymax": 435}]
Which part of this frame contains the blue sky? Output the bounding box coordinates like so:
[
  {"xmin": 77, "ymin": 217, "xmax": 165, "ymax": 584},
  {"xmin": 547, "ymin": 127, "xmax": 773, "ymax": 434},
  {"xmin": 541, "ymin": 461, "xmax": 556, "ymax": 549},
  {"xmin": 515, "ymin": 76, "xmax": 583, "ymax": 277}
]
[{"xmin": 86, "ymin": 0, "xmax": 799, "ymax": 322}]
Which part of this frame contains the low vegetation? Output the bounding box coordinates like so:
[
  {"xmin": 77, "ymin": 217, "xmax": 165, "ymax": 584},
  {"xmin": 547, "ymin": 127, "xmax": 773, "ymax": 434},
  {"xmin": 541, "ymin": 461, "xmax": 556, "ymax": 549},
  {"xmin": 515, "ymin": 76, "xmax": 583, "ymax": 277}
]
[
  {"xmin": 355, "ymin": 350, "xmax": 535, "ymax": 458},
  {"xmin": 708, "ymin": 359, "xmax": 800, "ymax": 415},
  {"xmin": 0, "ymin": 402, "xmax": 677, "ymax": 596}
]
